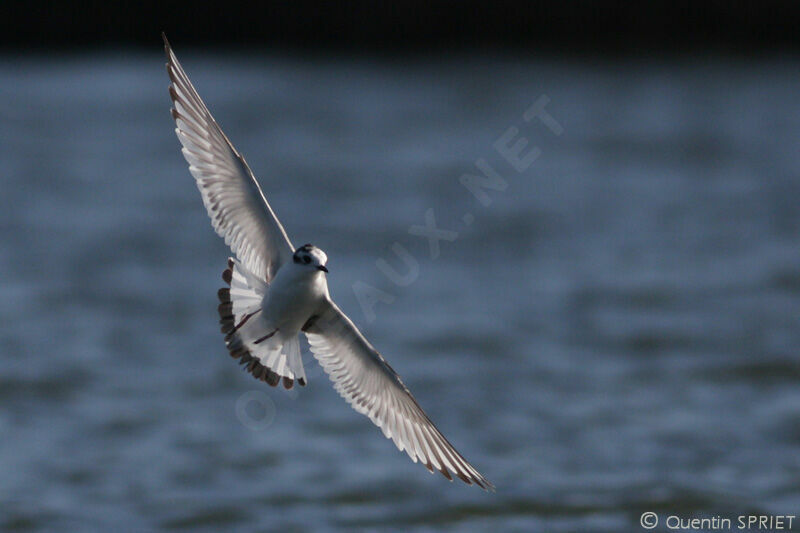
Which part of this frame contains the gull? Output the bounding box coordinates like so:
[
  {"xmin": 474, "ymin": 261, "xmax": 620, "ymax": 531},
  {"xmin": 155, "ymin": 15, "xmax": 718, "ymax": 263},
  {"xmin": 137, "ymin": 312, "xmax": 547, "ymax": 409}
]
[{"xmin": 162, "ymin": 34, "xmax": 493, "ymax": 491}]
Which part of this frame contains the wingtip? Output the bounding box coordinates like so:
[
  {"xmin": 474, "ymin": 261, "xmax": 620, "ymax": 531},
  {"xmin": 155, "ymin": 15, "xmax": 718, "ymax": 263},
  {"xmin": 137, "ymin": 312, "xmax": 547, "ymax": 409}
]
[
  {"xmin": 472, "ymin": 474, "xmax": 495, "ymax": 492},
  {"xmin": 475, "ymin": 476, "xmax": 496, "ymax": 492},
  {"xmin": 162, "ymin": 32, "xmax": 174, "ymax": 74}
]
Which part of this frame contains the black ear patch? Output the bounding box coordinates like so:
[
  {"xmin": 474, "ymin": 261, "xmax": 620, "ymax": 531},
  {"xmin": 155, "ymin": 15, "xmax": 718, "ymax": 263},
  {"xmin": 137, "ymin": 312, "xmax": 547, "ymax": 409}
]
[{"xmin": 294, "ymin": 243, "xmax": 314, "ymax": 256}]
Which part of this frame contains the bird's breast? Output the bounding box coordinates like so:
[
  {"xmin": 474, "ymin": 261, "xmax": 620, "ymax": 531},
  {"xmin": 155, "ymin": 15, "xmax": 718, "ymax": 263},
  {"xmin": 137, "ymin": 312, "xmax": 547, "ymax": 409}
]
[{"xmin": 262, "ymin": 268, "xmax": 327, "ymax": 331}]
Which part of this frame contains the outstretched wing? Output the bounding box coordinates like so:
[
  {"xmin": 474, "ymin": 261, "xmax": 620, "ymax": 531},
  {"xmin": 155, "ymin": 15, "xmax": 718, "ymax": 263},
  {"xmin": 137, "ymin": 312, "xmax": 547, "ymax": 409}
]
[
  {"xmin": 164, "ymin": 34, "xmax": 294, "ymax": 282},
  {"xmin": 303, "ymin": 300, "xmax": 494, "ymax": 490}
]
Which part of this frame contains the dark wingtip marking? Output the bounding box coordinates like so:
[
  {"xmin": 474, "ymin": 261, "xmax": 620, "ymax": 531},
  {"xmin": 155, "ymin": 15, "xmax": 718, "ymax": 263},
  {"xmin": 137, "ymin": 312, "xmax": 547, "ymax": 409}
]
[
  {"xmin": 473, "ymin": 478, "xmax": 488, "ymax": 491},
  {"xmin": 229, "ymin": 348, "xmax": 247, "ymax": 359},
  {"xmin": 265, "ymin": 370, "xmax": 280, "ymax": 387},
  {"xmin": 298, "ymin": 377, "xmax": 306, "ymax": 386},
  {"xmin": 218, "ymin": 302, "xmax": 233, "ymax": 318},
  {"xmin": 283, "ymin": 377, "xmax": 294, "ymax": 390},
  {"xmin": 222, "ymin": 268, "xmax": 232, "ymax": 284},
  {"xmin": 454, "ymin": 471, "xmax": 471, "ymax": 484},
  {"xmin": 218, "ymin": 288, "xmax": 230, "ymax": 302}
]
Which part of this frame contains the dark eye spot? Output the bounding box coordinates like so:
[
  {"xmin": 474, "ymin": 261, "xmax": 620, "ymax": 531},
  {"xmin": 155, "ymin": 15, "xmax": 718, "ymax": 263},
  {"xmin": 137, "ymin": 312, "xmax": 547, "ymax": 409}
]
[{"xmin": 303, "ymin": 256, "xmax": 311, "ymax": 264}]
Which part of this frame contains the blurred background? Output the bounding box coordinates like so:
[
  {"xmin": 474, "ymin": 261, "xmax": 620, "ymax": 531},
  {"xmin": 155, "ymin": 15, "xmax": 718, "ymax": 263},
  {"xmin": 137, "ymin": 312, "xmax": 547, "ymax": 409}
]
[{"xmin": 1, "ymin": 1, "xmax": 799, "ymax": 531}]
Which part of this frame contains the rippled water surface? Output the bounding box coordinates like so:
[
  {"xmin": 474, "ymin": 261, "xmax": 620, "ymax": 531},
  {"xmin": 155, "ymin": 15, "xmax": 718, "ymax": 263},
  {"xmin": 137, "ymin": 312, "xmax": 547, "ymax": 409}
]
[{"xmin": 1, "ymin": 51, "xmax": 799, "ymax": 531}]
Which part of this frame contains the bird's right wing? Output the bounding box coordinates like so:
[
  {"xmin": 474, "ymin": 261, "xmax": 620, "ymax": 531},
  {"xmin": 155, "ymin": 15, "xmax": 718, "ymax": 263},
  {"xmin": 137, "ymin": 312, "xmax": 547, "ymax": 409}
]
[
  {"xmin": 303, "ymin": 299, "xmax": 494, "ymax": 490},
  {"xmin": 164, "ymin": 34, "xmax": 294, "ymax": 282}
]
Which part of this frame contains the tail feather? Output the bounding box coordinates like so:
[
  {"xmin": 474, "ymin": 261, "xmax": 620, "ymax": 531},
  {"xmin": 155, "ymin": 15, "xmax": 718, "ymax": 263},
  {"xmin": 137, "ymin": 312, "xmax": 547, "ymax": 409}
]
[{"xmin": 218, "ymin": 258, "xmax": 306, "ymax": 389}]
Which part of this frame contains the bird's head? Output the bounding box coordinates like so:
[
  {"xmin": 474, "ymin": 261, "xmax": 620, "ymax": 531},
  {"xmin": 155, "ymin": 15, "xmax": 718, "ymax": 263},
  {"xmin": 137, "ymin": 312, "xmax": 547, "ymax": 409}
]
[{"xmin": 293, "ymin": 243, "xmax": 328, "ymax": 272}]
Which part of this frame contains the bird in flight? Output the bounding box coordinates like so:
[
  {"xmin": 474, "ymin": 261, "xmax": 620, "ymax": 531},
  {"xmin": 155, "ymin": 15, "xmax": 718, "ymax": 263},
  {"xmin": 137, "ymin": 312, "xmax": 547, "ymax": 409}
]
[{"xmin": 163, "ymin": 34, "xmax": 493, "ymax": 490}]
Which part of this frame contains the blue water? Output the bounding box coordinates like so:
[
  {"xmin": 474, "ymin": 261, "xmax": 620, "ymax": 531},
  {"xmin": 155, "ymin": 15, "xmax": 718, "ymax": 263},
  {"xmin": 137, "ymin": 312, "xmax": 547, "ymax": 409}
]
[{"xmin": 1, "ymin": 51, "xmax": 799, "ymax": 531}]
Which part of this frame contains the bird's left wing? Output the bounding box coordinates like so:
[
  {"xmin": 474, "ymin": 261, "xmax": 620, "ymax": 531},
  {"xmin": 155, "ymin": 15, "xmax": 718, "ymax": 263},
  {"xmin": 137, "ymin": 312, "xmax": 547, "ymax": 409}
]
[
  {"xmin": 164, "ymin": 34, "xmax": 294, "ymax": 282},
  {"xmin": 303, "ymin": 300, "xmax": 494, "ymax": 490}
]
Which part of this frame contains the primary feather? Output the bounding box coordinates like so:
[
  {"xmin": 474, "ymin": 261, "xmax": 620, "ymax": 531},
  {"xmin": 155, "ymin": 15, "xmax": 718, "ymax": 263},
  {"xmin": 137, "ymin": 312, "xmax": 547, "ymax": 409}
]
[{"xmin": 165, "ymin": 35, "xmax": 293, "ymax": 282}]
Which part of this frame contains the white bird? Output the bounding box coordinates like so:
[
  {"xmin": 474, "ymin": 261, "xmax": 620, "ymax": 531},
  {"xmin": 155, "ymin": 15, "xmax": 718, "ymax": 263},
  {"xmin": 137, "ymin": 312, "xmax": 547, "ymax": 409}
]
[{"xmin": 163, "ymin": 34, "xmax": 493, "ymax": 491}]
